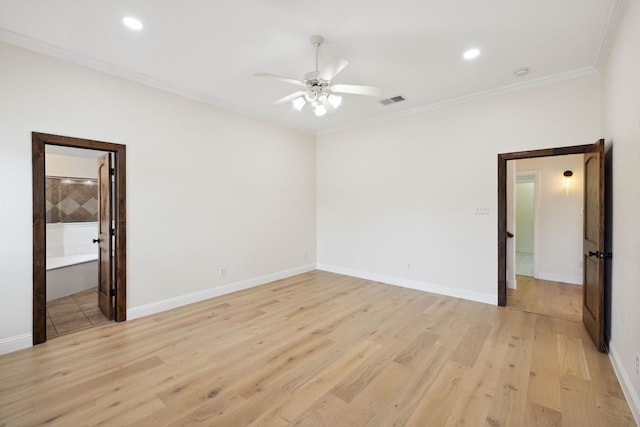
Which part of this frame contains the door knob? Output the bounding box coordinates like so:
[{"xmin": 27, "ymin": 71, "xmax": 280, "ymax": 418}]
[{"xmin": 588, "ymin": 250, "xmax": 612, "ymax": 259}]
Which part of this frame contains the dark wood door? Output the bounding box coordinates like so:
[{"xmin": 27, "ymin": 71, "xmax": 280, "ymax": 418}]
[
  {"xmin": 583, "ymin": 140, "xmax": 605, "ymax": 352},
  {"xmin": 98, "ymin": 154, "xmax": 113, "ymax": 319}
]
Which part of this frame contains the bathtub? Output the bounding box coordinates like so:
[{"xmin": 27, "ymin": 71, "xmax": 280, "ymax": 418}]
[{"xmin": 46, "ymin": 222, "xmax": 99, "ymax": 302}]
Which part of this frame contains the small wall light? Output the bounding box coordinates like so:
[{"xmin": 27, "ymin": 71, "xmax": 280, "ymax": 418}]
[{"xmin": 563, "ymin": 170, "xmax": 573, "ymax": 193}]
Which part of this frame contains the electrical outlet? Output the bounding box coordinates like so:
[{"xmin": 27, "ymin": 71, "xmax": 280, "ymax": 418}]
[
  {"xmin": 304, "ymin": 252, "xmax": 308, "ymax": 260},
  {"xmin": 407, "ymin": 264, "xmax": 412, "ymax": 271},
  {"xmin": 219, "ymin": 267, "xmax": 225, "ymax": 277}
]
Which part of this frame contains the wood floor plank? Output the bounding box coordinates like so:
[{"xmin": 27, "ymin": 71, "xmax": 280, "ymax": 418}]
[
  {"xmin": 368, "ymin": 340, "xmax": 449, "ymax": 426},
  {"xmin": 444, "ymin": 338, "xmax": 509, "ymax": 427},
  {"xmin": 557, "ymin": 334, "xmax": 591, "ymax": 380},
  {"xmin": 328, "ymin": 338, "xmax": 405, "ymax": 404},
  {"xmin": 405, "ymin": 360, "xmax": 469, "ymax": 426},
  {"xmin": 527, "ymin": 316, "xmax": 562, "ymax": 411},
  {"xmin": 484, "ymin": 310, "xmax": 536, "ymax": 427},
  {"xmin": 0, "ymin": 270, "xmax": 634, "ymax": 426},
  {"xmin": 257, "ymin": 338, "xmax": 382, "ymax": 424},
  {"xmin": 335, "ymin": 360, "xmax": 408, "ymax": 426},
  {"xmin": 449, "ymin": 322, "xmax": 492, "ymax": 367}
]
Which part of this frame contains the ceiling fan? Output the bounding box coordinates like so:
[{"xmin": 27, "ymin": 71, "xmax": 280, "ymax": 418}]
[{"xmin": 255, "ymin": 35, "xmax": 382, "ymax": 116}]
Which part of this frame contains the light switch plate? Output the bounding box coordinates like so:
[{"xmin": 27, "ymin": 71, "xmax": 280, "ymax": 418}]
[{"xmin": 474, "ymin": 206, "xmax": 489, "ymax": 215}]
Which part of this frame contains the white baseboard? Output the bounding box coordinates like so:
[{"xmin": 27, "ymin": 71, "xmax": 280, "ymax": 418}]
[
  {"xmin": 127, "ymin": 264, "xmax": 316, "ymax": 320},
  {"xmin": 609, "ymin": 341, "xmax": 640, "ymax": 426},
  {"xmin": 317, "ymin": 263, "xmax": 496, "ymax": 305},
  {"xmin": 508, "ymin": 279, "xmax": 517, "ymax": 289},
  {"xmin": 536, "ymin": 271, "xmax": 583, "ymax": 285},
  {"xmin": 0, "ymin": 333, "xmax": 32, "ymax": 356}
]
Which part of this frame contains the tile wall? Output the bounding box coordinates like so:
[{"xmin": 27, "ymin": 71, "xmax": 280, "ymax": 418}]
[{"xmin": 46, "ymin": 177, "xmax": 98, "ymax": 223}]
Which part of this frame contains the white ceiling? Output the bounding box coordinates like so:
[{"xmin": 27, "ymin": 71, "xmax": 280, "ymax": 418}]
[{"xmin": 0, "ymin": 0, "xmax": 624, "ymax": 134}]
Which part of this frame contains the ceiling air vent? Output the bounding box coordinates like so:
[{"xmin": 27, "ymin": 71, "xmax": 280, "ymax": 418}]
[{"xmin": 380, "ymin": 95, "xmax": 406, "ymax": 106}]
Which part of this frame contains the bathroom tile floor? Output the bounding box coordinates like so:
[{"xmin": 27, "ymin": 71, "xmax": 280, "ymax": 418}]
[{"xmin": 46, "ymin": 288, "xmax": 110, "ymax": 338}]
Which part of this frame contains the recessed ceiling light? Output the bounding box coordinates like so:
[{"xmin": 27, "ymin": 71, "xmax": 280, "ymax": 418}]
[
  {"xmin": 463, "ymin": 48, "xmax": 481, "ymax": 60},
  {"xmin": 122, "ymin": 16, "xmax": 143, "ymax": 31}
]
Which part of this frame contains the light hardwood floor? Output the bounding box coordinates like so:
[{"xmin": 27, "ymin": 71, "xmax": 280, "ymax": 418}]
[
  {"xmin": 0, "ymin": 271, "xmax": 634, "ymax": 426},
  {"xmin": 507, "ymin": 275, "xmax": 583, "ymax": 322}
]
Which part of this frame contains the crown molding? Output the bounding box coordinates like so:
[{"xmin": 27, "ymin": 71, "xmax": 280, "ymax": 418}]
[
  {"xmin": 0, "ymin": 29, "xmax": 315, "ymax": 136},
  {"xmin": 0, "ymin": 28, "xmax": 602, "ymax": 139},
  {"xmin": 594, "ymin": 0, "xmax": 627, "ymax": 70},
  {"xmin": 317, "ymin": 67, "xmax": 599, "ymax": 136}
]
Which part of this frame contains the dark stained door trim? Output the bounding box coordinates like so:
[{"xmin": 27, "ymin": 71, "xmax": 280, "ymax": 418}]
[
  {"xmin": 497, "ymin": 141, "xmax": 604, "ymax": 306},
  {"xmin": 582, "ymin": 141, "xmax": 606, "ymax": 351},
  {"xmin": 32, "ymin": 132, "xmax": 127, "ymax": 345},
  {"xmin": 97, "ymin": 153, "xmax": 114, "ymax": 319}
]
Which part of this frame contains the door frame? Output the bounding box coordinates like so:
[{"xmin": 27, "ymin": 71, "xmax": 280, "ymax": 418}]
[
  {"xmin": 32, "ymin": 132, "xmax": 127, "ymax": 345},
  {"xmin": 497, "ymin": 141, "xmax": 603, "ymax": 306}
]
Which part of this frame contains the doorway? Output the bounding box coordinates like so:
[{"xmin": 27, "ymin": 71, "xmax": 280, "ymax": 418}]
[
  {"xmin": 498, "ymin": 140, "xmax": 607, "ymax": 351},
  {"xmin": 32, "ymin": 133, "xmax": 127, "ymax": 345},
  {"xmin": 507, "ymin": 156, "xmax": 585, "ymax": 322}
]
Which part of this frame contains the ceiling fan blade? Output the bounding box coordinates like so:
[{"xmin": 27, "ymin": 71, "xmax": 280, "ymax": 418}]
[
  {"xmin": 318, "ymin": 57, "xmax": 349, "ymax": 81},
  {"xmin": 272, "ymin": 91, "xmax": 306, "ymax": 106},
  {"xmin": 254, "ymin": 73, "xmax": 305, "ymax": 87},
  {"xmin": 331, "ymin": 84, "xmax": 382, "ymax": 97}
]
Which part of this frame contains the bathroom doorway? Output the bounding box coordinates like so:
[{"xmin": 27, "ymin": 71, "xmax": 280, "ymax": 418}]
[
  {"xmin": 32, "ymin": 133, "xmax": 127, "ymax": 345},
  {"xmin": 44, "ymin": 146, "xmax": 109, "ymax": 337}
]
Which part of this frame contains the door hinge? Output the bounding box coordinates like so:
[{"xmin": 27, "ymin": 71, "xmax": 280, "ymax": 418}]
[
  {"xmin": 110, "ymin": 288, "xmax": 116, "ymax": 297},
  {"xmin": 111, "ymin": 228, "xmax": 116, "ymax": 237},
  {"xmin": 109, "ymin": 167, "xmax": 115, "ymax": 176}
]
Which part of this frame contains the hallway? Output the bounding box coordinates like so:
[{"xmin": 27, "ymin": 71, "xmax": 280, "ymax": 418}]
[{"xmin": 507, "ymin": 275, "xmax": 582, "ymax": 322}]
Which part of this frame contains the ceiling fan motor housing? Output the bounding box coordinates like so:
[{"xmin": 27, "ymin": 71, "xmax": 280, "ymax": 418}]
[{"xmin": 303, "ymin": 74, "xmax": 330, "ymax": 102}]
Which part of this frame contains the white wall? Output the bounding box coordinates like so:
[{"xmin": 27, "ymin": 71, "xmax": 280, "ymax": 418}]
[
  {"xmin": 517, "ymin": 155, "xmax": 584, "ymax": 285},
  {"xmin": 317, "ymin": 75, "xmax": 601, "ymax": 304},
  {"xmin": 0, "ymin": 42, "xmax": 316, "ymax": 353},
  {"xmin": 601, "ymin": 0, "xmax": 640, "ymax": 421},
  {"xmin": 46, "ymin": 153, "xmax": 98, "ymax": 179},
  {"xmin": 46, "ymin": 222, "xmax": 99, "ymax": 258},
  {"xmin": 515, "ymin": 179, "xmax": 535, "ymax": 254}
]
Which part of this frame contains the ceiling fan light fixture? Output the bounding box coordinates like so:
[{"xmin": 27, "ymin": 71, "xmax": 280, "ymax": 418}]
[
  {"xmin": 304, "ymin": 89, "xmax": 319, "ymax": 103},
  {"xmin": 313, "ymin": 104, "xmax": 327, "ymax": 116},
  {"xmin": 328, "ymin": 94, "xmax": 342, "ymax": 109},
  {"xmin": 256, "ymin": 34, "xmax": 381, "ymax": 118},
  {"xmin": 292, "ymin": 97, "xmax": 305, "ymax": 111}
]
